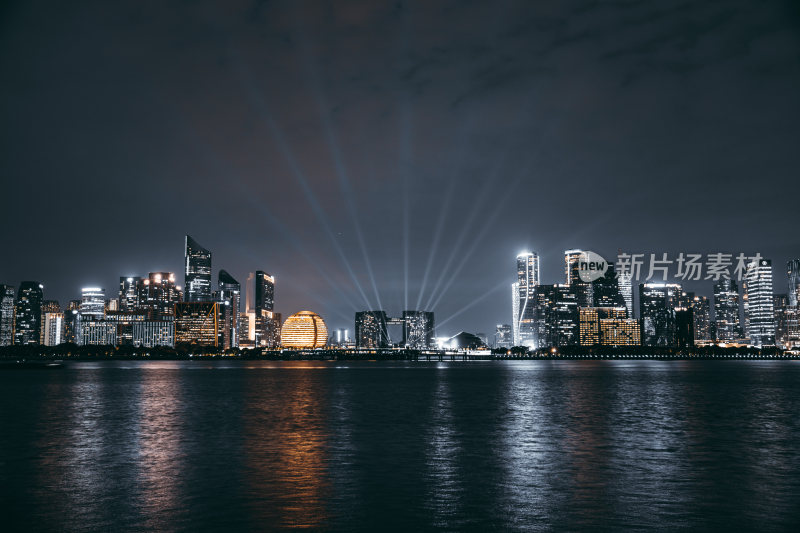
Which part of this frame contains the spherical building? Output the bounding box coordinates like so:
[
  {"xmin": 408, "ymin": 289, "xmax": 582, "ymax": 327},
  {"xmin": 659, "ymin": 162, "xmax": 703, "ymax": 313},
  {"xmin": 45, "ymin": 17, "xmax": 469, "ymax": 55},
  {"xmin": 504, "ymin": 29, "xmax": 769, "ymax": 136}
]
[{"xmin": 281, "ymin": 311, "xmax": 328, "ymax": 349}]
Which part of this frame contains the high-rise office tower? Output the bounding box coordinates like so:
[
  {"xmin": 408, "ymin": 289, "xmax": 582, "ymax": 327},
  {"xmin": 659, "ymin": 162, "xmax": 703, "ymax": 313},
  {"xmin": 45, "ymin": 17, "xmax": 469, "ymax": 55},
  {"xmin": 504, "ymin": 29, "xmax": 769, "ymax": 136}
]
[
  {"xmin": 14, "ymin": 282, "xmax": 43, "ymax": 345},
  {"xmin": 495, "ymin": 324, "xmax": 513, "ymax": 349},
  {"xmin": 252, "ymin": 271, "xmax": 276, "ymax": 347},
  {"xmin": 743, "ymin": 259, "xmax": 776, "ymax": 347},
  {"xmin": 787, "ymin": 259, "xmax": 800, "ymax": 307},
  {"xmin": 639, "ymin": 283, "xmax": 682, "ymax": 347},
  {"xmin": 713, "ymin": 278, "xmax": 742, "ymax": 341},
  {"xmin": 63, "ymin": 300, "xmax": 81, "ymax": 344},
  {"xmin": 39, "ymin": 300, "xmax": 60, "ymax": 344},
  {"xmin": 218, "ymin": 270, "xmax": 241, "ymax": 349},
  {"xmin": 141, "ymin": 272, "xmax": 181, "ymax": 318},
  {"xmin": 402, "ymin": 310, "xmax": 434, "ymax": 349},
  {"xmin": 185, "ymin": 235, "xmax": 212, "ymax": 302},
  {"xmin": 119, "ymin": 277, "xmax": 143, "ymax": 312},
  {"xmin": 565, "ymin": 249, "xmax": 593, "ymax": 308},
  {"xmin": 255, "ymin": 271, "xmax": 275, "ymax": 313},
  {"xmin": 773, "ymin": 294, "xmax": 792, "ymax": 349},
  {"xmin": 80, "ymin": 287, "xmax": 105, "ymax": 319},
  {"xmin": 514, "ymin": 251, "xmax": 539, "ymax": 348},
  {"xmin": 692, "ymin": 295, "xmax": 711, "ymax": 342},
  {"xmin": 618, "ymin": 272, "xmax": 634, "ymax": 318},
  {"xmin": 355, "ymin": 310, "xmax": 389, "ymax": 349},
  {"xmin": 592, "ymin": 264, "xmax": 626, "ymax": 310},
  {"xmin": 42, "ymin": 312, "xmax": 64, "ymax": 346},
  {"xmin": 534, "ymin": 284, "xmax": 579, "ymax": 348},
  {"xmin": 0, "ymin": 284, "xmax": 16, "ymax": 346},
  {"xmin": 674, "ymin": 308, "xmax": 695, "ymax": 348}
]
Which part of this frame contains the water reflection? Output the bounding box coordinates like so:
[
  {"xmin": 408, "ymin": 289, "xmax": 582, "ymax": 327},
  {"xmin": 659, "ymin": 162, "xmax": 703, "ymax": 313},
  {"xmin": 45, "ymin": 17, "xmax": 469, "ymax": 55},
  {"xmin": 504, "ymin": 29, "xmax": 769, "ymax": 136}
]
[
  {"xmin": 424, "ymin": 365, "xmax": 464, "ymax": 527},
  {"xmin": 135, "ymin": 364, "xmax": 187, "ymax": 530},
  {"xmin": 243, "ymin": 363, "xmax": 331, "ymax": 528}
]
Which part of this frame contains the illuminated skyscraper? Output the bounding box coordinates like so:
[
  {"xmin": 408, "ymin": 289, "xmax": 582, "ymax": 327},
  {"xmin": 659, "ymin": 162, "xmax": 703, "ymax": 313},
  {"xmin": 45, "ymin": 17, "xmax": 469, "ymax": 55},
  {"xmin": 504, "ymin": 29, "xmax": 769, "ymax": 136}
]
[
  {"xmin": 185, "ymin": 235, "xmax": 212, "ymax": 302},
  {"xmin": 402, "ymin": 310, "xmax": 435, "ymax": 349},
  {"xmin": 63, "ymin": 300, "xmax": 80, "ymax": 343},
  {"xmin": 0, "ymin": 284, "xmax": 14, "ymax": 346},
  {"xmin": 39, "ymin": 300, "xmax": 60, "ymax": 344},
  {"xmin": 511, "ymin": 282, "xmax": 520, "ymax": 345},
  {"xmin": 534, "ymin": 284, "xmax": 579, "ymax": 348},
  {"xmin": 43, "ymin": 312, "xmax": 64, "ymax": 346},
  {"xmin": 253, "ymin": 270, "xmax": 277, "ymax": 348},
  {"xmin": 773, "ymin": 294, "xmax": 792, "ymax": 349},
  {"xmin": 787, "ymin": 259, "xmax": 800, "ymax": 307},
  {"xmin": 639, "ymin": 283, "xmax": 682, "ymax": 347},
  {"xmin": 565, "ymin": 249, "xmax": 593, "ymax": 308},
  {"xmin": 218, "ymin": 270, "xmax": 241, "ymax": 349},
  {"xmin": 141, "ymin": 272, "xmax": 181, "ymax": 318},
  {"xmin": 355, "ymin": 310, "xmax": 389, "ymax": 349},
  {"xmin": 14, "ymin": 282, "xmax": 43, "ymax": 345},
  {"xmin": 255, "ymin": 271, "xmax": 275, "ymax": 313},
  {"xmin": 618, "ymin": 272, "xmax": 634, "ymax": 318},
  {"xmin": 713, "ymin": 278, "xmax": 742, "ymax": 341},
  {"xmin": 80, "ymin": 287, "xmax": 105, "ymax": 319},
  {"xmin": 677, "ymin": 292, "xmax": 711, "ymax": 343},
  {"xmin": 118, "ymin": 277, "xmax": 142, "ymax": 312},
  {"xmin": 514, "ymin": 251, "xmax": 539, "ymax": 348},
  {"xmin": 592, "ymin": 264, "xmax": 626, "ymax": 310},
  {"xmin": 743, "ymin": 259, "xmax": 775, "ymax": 347}
]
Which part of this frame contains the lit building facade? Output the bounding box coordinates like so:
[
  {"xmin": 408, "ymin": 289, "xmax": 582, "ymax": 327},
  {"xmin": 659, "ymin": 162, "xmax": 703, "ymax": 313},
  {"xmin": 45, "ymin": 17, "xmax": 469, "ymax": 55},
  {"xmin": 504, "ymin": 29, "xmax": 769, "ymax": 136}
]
[
  {"xmin": 63, "ymin": 300, "xmax": 81, "ymax": 343},
  {"xmin": 788, "ymin": 259, "xmax": 800, "ymax": 307},
  {"xmin": 592, "ymin": 264, "xmax": 626, "ymax": 310},
  {"xmin": 355, "ymin": 310, "xmax": 389, "ymax": 349},
  {"xmin": 713, "ymin": 278, "xmax": 743, "ymax": 341},
  {"xmin": 674, "ymin": 308, "xmax": 695, "ymax": 348},
  {"xmin": 281, "ymin": 311, "xmax": 327, "ymax": 349},
  {"xmin": 514, "ymin": 252, "xmax": 539, "ymax": 348},
  {"xmin": 218, "ymin": 270, "xmax": 241, "ymax": 349},
  {"xmin": 14, "ymin": 282, "xmax": 43, "ymax": 346},
  {"xmin": 599, "ymin": 318, "xmax": 641, "ymax": 346},
  {"xmin": 773, "ymin": 294, "xmax": 792, "ymax": 349},
  {"xmin": 185, "ymin": 235, "xmax": 212, "ymax": 302},
  {"xmin": 639, "ymin": 283, "xmax": 682, "ymax": 347},
  {"xmin": 402, "ymin": 310, "xmax": 435, "ymax": 349},
  {"xmin": 175, "ymin": 301, "xmax": 219, "ymax": 347},
  {"xmin": 77, "ymin": 320, "xmax": 117, "ymax": 345},
  {"xmin": 565, "ymin": 249, "xmax": 593, "ymax": 308},
  {"xmin": 119, "ymin": 276, "xmax": 142, "ymax": 312},
  {"xmin": 618, "ymin": 272, "xmax": 634, "ymax": 318},
  {"xmin": 535, "ymin": 284, "xmax": 579, "ymax": 348},
  {"xmin": 80, "ymin": 287, "xmax": 106, "ymax": 319},
  {"xmin": 133, "ymin": 320, "xmax": 175, "ymax": 347},
  {"xmin": 0, "ymin": 284, "xmax": 15, "ymax": 346},
  {"xmin": 743, "ymin": 259, "xmax": 775, "ymax": 347},
  {"xmin": 579, "ymin": 307, "xmax": 628, "ymax": 346},
  {"xmin": 42, "ymin": 312, "xmax": 63, "ymax": 346}
]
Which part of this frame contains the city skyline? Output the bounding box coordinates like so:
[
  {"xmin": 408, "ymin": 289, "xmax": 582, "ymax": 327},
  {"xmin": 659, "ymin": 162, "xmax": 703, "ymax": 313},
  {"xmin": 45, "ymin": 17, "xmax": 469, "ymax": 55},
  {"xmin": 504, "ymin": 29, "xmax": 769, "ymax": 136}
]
[{"xmin": 1, "ymin": 237, "xmax": 798, "ymax": 347}]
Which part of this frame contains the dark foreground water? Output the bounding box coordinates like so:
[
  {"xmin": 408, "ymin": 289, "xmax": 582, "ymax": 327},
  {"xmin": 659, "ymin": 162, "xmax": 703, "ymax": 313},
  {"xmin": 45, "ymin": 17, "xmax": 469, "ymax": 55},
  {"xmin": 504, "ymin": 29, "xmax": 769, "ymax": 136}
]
[{"xmin": 2, "ymin": 361, "xmax": 800, "ymax": 532}]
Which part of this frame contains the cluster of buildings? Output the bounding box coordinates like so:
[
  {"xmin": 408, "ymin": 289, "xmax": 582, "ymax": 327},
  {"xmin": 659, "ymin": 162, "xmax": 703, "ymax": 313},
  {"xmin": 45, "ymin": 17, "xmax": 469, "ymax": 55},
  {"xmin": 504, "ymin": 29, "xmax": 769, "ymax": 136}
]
[
  {"xmin": 353, "ymin": 310, "xmax": 436, "ymax": 350},
  {"xmin": 497, "ymin": 252, "xmax": 800, "ymax": 350},
  {"xmin": 0, "ymin": 236, "xmax": 285, "ymax": 350}
]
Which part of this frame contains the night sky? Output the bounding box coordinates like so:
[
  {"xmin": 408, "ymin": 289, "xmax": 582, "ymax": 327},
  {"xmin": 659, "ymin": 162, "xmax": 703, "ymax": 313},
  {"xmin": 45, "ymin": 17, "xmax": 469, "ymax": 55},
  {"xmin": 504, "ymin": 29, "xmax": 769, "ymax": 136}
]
[{"xmin": 1, "ymin": 0, "xmax": 799, "ymax": 336}]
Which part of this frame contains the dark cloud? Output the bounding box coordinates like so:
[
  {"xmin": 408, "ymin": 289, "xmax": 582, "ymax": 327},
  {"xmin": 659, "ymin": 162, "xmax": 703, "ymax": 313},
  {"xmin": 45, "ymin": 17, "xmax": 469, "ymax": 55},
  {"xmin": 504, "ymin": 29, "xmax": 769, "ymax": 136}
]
[{"xmin": 1, "ymin": 0, "xmax": 799, "ymax": 336}]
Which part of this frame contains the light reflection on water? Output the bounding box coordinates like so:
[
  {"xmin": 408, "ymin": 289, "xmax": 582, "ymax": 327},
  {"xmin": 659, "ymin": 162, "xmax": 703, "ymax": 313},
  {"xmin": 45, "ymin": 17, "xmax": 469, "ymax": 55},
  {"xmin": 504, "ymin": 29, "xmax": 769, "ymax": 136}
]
[{"xmin": 1, "ymin": 360, "xmax": 800, "ymax": 531}]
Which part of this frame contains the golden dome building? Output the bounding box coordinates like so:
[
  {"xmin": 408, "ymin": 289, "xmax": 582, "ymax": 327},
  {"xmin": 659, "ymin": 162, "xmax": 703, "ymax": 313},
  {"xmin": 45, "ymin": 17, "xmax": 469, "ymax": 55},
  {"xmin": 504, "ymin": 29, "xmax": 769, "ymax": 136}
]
[{"xmin": 280, "ymin": 311, "xmax": 328, "ymax": 349}]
